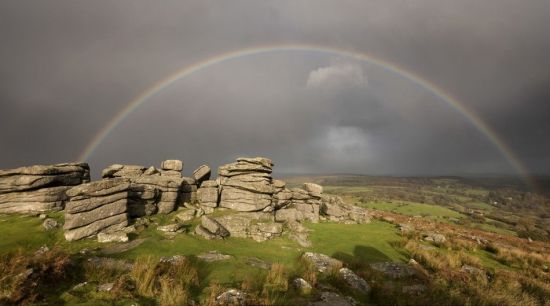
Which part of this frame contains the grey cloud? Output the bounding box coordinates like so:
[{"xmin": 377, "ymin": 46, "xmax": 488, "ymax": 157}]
[{"xmin": 0, "ymin": 0, "xmax": 548, "ymax": 178}]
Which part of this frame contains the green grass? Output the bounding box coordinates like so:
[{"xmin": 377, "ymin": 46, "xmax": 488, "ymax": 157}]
[
  {"xmin": 0, "ymin": 211, "xmax": 406, "ymax": 288},
  {"xmin": 362, "ymin": 201, "xmax": 465, "ymax": 220},
  {"xmin": 0, "ymin": 212, "xmax": 101, "ymax": 255},
  {"xmin": 307, "ymin": 220, "xmax": 405, "ymax": 263}
]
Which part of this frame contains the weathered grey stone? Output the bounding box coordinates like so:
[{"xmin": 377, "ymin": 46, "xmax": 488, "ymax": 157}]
[
  {"xmin": 0, "ymin": 186, "xmax": 69, "ymax": 213},
  {"xmin": 64, "ymin": 213, "xmax": 128, "ymax": 241},
  {"xmin": 157, "ymin": 223, "xmax": 185, "ymax": 233},
  {"xmin": 195, "ymin": 225, "xmax": 219, "ymax": 240},
  {"xmin": 66, "ymin": 192, "xmax": 128, "ymax": 214},
  {"xmin": 201, "ymin": 216, "xmax": 229, "ymax": 237},
  {"xmin": 197, "ymin": 251, "xmax": 233, "ymax": 262},
  {"xmin": 175, "ymin": 209, "xmax": 196, "ymax": 222},
  {"xmin": 339, "ymin": 268, "xmax": 370, "ymax": 294},
  {"xmin": 219, "ymin": 186, "xmax": 272, "ymax": 212},
  {"xmin": 66, "ymin": 178, "xmax": 130, "ymax": 198},
  {"xmin": 97, "ymin": 283, "xmax": 115, "ymax": 292},
  {"xmin": 64, "ymin": 199, "xmax": 127, "ymax": 230},
  {"xmin": 143, "ymin": 166, "xmax": 160, "ymax": 176},
  {"xmin": 42, "ymin": 218, "xmax": 58, "ymax": 230},
  {"xmin": 197, "ymin": 186, "xmax": 219, "ymax": 207},
  {"xmin": 218, "ymin": 157, "xmax": 273, "ymax": 177},
  {"xmin": 275, "ymin": 208, "xmax": 303, "ymax": 222},
  {"xmin": 216, "ymin": 289, "xmax": 247, "ymax": 306},
  {"xmin": 302, "ymin": 252, "xmax": 342, "ymax": 273},
  {"xmin": 0, "ymin": 163, "xmax": 90, "ymax": 194},
  {"xmin": 249, "ymin": 222, "xmax": 283, "ymax": 242},
  {"xmin": 223, "ymin": 177, "xmax": 273, "ymax": 194},
  {"xmin": 160, "ymin": 160, "xmax": 183, "ymax": 171},
  {"xmin": 101, "ymin": 164, "xmax": 145, "ymax": 178},
  {"xmin": 160, "ymin": 170, "xmax": 182, "ymax": 178},
  {"xmin": 291, "ymin": 188, "xmax": 310, "ymax": 201},
  {"xmin": 273, "ymin": 189, "xmax": 293, "ymax": 209},
  {"xmin": 200, "ymin": 180, "xmax": 218, "ymax": 188},
  {"xmin": 193, "ymin": 165, "xmax": 211, "ymax": 185},
  {"xmin": 97, "ymin": 232, "xmax": 128, "ymax": 243},
  {"xmin": 422, "ymin": 232, "xmax": 446, "ymax": 244},
  {"xmin": 294, "ymin": 203, "xmax": 320, "ymax": 223},
  {"xmin": 293, "ymin": 278, "xmax": 312, "ymax": 294},
  {"xmin": 304, "ymin": 182, "xmax": 323, "ymax": 197}
]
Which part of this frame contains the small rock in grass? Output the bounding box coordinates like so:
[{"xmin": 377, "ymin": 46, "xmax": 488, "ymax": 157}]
[
  {"xmin": 197, "ymin": 251, "xmax": 233, "ymax": 262},
  {"xmin": 35, "ymin": 245, "xmax": 50, "ymax": 255},
  {"xmin": 339, "ymin": 267, "xmax": 371, "ymax": 294},
  {"xmin": 293, "ymin": 278, "xmax": 312, "ymax": 294},
  {"xmin": 38, "ymin": 213, "xmax": 47, "ymax": 220},
  {"xmin": 42, "ymin": 218, "xmax": 58, "ymax": 230},
  {"xmin": 157, "ymin": 223, "xmax": 185, "ymax": 233},
  {"xmin": 216, "ymin": 289, "xmax": 247, "ymax": 306},
  {"xmin": 98, "ymin": 282, "xmax": 114, "ymax": 292},
  {"xmin": 97, "ymin": 232, "xmax": 128, "ymax": 243}
]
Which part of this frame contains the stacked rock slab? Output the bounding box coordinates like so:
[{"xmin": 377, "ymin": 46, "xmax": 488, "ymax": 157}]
[
  {"xmin": 218, "ymin": 157, "xmax": 275, "ymax": 212},
  {"xmin": 196, "ymin": 180, "xmax": 219, "ymax": 213},
  {"xmin": 0, "ymin": 163, "xmax": 90, "ymax": 213},
  {"xmin": 193, "ymin": 165, "xmax": 211, "ymax": 187},
  {"xmin": 64, "ymin": 178, "xmax": 130, "ymax": 241},
  {"xmin": 102, "ymin": 160, "xmax": 195, "ymax": 215},
  {"xmin": 274, "ymin": 182, "xmax": 370, "ymax": 224},
  {"xmin": 214, "ymin": 212, "xmax": 283, "ymax": 242}
]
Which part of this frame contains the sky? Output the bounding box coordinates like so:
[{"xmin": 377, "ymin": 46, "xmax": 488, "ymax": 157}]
[{"xmin": 1, "ymin": 0, "xmax": 549, "ymax": 178}]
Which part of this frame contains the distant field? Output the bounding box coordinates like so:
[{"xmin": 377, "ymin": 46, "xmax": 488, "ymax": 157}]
[{"xmin": 361, "ymin": 201, "xmax": 464, "ymax": 220}]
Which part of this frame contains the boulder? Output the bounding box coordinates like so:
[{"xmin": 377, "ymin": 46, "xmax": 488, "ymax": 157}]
[
  {"xmin": 0, "ymin": 163, "xmax": 89, "ymax": 213},
  {"xmin": 192, "ymin": 165, "xmax": 211, "ymax": 186},
  {"xmin": 201, "ymin": 216, "xmax": 229, "ymax": 237},
  {"xmin": 197, "ymin": 182, "xmax": 219, "ymax": 208},
  {"xmin": 101, "ymin": 164, "xmax": 145, "ymax": 178},
  {"xmin": 160, "ymin": 160, "xmax": 183, "ymax": 171},
  {"xmin": 219, "ymin": 186, "xmax": 272, "ymax": 212},
  {"xmin": 0, "ymin": 186, "xmax": 70, "ymax": 213},
  {"xmin": 339, "ymin": 268, "xmax": 370, "ymax": 294},
  {"xmin": 275, "ymin": 208, "xmax": 303, "ymax": 222},
  {"xmin": 293, "ymin": 278, "xmax": 312, "ymax": 294},
  {"xmin": 0, "ymin": 163, "xmax": 90, "ymax": 194},
  {"xmin": 216, "ymin": 289, "xmax": 247, "ymax": 306},
  {"xmin": 175, "ymin": 209, "xmax": 197, "ymax": 222},
  {"xmin": 423, "ymin": 232, "xmax": 446, "ymax": 244},
  {"xmin": 214, "ymin": 213, "xmax": 279, "ymax": 241},
  {"xmin": 249, "ymin": 222, "xmax": 283, "ymax": 242},
  {"xmin": 302, "ymin": 252, "xmax": 342, "ymax": 273},
  {"xmin": 64, "ymin": 179, "xmax": 130, "ymax": 241},
  {"xmin": 304, "ymin": 182, "xmax": 323, "ymax": 197},
  {"xmin": 195, "ymin": 225, "xmax": 218, "ymax": 240},
  {"xmin": 42, "ymin": 218, "xmax": 58, "ymax": 230}
]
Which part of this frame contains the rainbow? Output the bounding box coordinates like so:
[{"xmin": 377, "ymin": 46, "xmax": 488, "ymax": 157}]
[{"xmin": 78, "ymin": 43, "xmax": 535, "ymax": 189}]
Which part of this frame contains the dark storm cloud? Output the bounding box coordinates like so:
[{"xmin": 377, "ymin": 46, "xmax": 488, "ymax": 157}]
[{"xmin": 0, "ymin": 0, "xmax": 549, "ymax": 177}]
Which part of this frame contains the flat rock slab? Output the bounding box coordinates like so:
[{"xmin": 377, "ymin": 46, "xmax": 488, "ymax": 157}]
[
  {"xmin": 197, "ymin": 251, "xmax": 233, "ymax": 262},
  {"xmin": 302, "ymin": 252, "xmax": 343, "ymax": 273}
]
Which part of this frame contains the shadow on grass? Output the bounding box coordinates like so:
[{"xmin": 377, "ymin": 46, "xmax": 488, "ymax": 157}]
[{"xmin": 333, "ymin": 245, "xmax": 392, "ymax": 269}]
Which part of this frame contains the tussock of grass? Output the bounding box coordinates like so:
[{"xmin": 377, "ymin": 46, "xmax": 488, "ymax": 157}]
[{"xmin": 130, "ymin": 255, "xmax": 157, "ymax": 297}]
